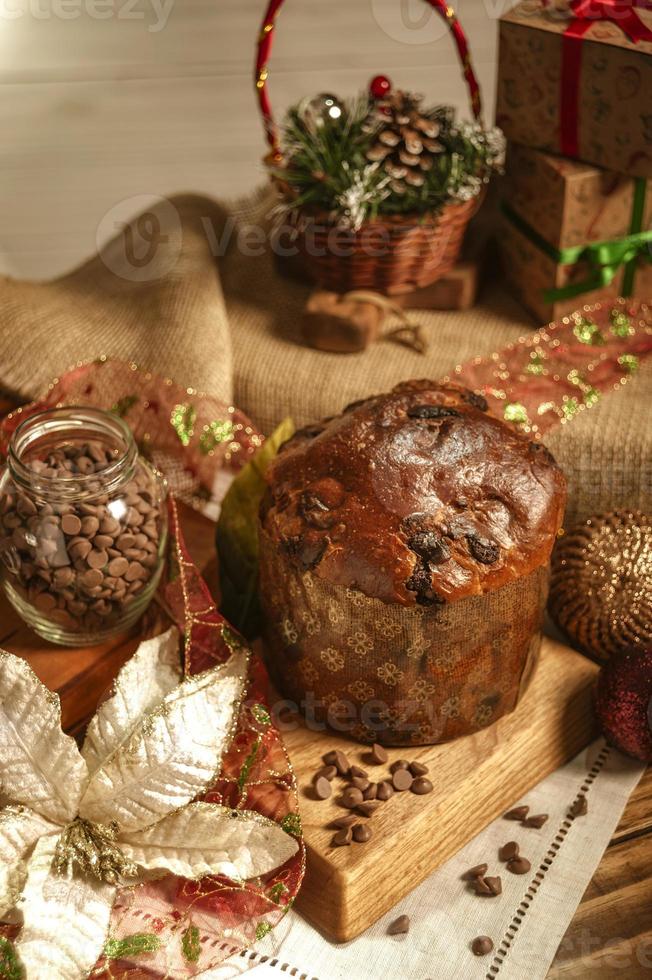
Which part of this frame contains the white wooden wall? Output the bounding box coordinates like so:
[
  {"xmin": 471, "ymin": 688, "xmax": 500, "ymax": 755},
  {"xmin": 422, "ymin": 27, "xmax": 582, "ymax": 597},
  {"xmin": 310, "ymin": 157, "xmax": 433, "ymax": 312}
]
[{"xmin": 0, "ymin": 0, "xmax": 506, "ymax": 278}]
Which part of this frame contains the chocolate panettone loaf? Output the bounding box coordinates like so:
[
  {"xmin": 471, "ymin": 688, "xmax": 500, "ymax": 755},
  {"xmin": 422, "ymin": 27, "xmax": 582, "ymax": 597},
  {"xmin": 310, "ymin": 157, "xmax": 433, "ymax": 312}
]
[{"xmin": 259, "ymin": 380, "xmax": 567, "ymax": 745}]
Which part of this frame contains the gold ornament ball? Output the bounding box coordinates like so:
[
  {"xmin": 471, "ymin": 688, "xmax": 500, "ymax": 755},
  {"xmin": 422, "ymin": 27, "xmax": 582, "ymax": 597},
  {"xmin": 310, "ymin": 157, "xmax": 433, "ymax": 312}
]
[{"xmin": 548, "ymin": 510, "xmax": 652, "ymax": 662}]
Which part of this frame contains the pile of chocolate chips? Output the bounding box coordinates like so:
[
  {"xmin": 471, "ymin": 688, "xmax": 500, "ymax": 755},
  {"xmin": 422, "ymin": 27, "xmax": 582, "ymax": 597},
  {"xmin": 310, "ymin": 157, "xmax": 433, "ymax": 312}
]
[
  {"xmin": 309, "ymin": 742, "xmax": 434, "ymax": 849},
  {"xmin": 0, "ymin": 441, "xmax": 162, "ymax": 633}
]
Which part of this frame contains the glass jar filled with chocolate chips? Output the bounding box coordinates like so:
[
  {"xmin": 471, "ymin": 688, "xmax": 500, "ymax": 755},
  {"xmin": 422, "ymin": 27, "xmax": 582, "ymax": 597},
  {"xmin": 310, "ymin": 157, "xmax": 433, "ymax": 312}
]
[{"xmin": 0, "ymin": 406, "xmax": 168, "ymax": 645}]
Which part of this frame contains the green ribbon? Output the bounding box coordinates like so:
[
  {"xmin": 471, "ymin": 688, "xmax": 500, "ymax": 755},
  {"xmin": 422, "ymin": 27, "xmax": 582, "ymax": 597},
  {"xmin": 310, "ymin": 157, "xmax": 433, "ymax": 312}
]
[{"xmin": 502, "ymin": 177, "xmax": 652, "ymax": 303}]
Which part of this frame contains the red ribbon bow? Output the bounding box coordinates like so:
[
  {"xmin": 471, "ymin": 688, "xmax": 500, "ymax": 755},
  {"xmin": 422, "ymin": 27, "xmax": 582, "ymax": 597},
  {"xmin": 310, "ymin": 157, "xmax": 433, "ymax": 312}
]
[{"xmin": 560, "ymin": 0, "xmax": 652, "ymax": 156}]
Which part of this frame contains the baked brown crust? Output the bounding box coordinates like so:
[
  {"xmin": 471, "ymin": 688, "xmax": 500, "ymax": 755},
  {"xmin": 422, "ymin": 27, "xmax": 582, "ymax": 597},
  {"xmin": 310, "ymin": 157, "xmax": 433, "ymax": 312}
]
[{"xmin": 260, "ymin": 380, "xmax": 567, "ymax": 606}]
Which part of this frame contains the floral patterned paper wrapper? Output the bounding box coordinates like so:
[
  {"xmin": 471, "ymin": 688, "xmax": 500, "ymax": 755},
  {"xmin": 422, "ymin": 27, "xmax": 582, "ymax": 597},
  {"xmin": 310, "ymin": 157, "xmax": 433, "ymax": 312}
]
[
  {"xmin": 496, "ymin": 1, "xmax": 652, "ymax": 178},
  {"xmin": 260, "ymin": 527, "xmax": 548, "ymax": 746}
]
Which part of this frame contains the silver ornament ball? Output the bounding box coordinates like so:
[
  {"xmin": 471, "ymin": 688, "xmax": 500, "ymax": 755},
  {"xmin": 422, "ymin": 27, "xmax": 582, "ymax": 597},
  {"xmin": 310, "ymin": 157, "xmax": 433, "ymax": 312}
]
[{"xmin": 300, "ymin": 93, "xmax": 344, "ymax": 130}]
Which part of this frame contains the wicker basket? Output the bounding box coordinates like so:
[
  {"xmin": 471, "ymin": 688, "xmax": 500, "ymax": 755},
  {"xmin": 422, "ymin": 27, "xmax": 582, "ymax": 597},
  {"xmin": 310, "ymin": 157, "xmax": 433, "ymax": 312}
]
[{"xmin": 254, "ymin": 0, "xmax": 485, "ymax": 295}]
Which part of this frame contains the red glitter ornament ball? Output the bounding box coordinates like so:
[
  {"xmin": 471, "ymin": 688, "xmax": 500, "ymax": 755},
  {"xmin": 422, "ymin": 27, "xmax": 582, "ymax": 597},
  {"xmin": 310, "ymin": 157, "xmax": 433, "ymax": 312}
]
[
  {"xmin": 595, "ymin": 649, "xmax": 652, "ymax": 762},
  {"xmin": 369, "ymin": 74, "xmax": 392, "ymax": 99}
]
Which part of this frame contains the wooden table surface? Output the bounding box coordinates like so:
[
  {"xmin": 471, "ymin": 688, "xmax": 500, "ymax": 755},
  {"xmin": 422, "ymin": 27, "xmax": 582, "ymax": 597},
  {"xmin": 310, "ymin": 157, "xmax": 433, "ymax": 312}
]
[{"xmin": 0, "ymin": 456, "xmax": 648, "ymax": 977}]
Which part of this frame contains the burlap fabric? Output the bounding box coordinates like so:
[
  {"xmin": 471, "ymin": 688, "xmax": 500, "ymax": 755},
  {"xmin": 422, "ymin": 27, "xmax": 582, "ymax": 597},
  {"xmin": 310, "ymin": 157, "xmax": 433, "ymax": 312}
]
[
  {"xmin": 0, "ymin": 191, "xmax": 650, "ymax": 528},
  {"xmin": 260, "ymin": 527, "xmax": 549, "ymax": 746}
]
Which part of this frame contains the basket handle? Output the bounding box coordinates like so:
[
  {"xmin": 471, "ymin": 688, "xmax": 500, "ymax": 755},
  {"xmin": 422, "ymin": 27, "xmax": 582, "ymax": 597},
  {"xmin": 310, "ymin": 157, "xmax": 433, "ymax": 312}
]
[{"xmin": 254, "ymin": 0, "xmax": 483, "ymax": 161}]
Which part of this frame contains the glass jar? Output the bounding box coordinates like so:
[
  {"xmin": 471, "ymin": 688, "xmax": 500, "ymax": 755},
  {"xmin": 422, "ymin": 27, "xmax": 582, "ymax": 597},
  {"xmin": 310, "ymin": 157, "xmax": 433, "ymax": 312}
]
[{"xmin": 0, "ymin": 406, "xmax": 168, "ymax": 646}]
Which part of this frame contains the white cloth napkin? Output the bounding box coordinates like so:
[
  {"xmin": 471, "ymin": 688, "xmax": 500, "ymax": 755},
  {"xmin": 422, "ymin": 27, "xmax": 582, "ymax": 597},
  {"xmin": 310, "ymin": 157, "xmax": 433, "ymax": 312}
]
[{"xmin": 208, "ymin": 739, "xmax": 644, "ymax": 980}]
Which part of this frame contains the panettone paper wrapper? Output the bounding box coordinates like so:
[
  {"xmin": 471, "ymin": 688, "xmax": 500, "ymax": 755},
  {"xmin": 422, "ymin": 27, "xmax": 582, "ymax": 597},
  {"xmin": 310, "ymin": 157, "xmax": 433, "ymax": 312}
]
[{"xmin": 259, "ymin": 529, "xmax": 549, "ymax": 746}]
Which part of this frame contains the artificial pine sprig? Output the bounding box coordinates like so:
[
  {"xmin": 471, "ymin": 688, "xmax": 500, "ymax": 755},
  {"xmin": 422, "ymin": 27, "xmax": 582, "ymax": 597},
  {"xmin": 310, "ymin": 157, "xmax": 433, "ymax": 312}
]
[{"xmin": 272, "ymin": 91, "xmax": 504, "ymax": 230}]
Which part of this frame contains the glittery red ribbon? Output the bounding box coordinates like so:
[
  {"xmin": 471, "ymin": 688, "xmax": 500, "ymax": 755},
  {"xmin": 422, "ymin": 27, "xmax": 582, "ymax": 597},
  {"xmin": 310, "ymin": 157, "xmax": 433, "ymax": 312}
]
[
  {"xmin": 443, "ymin": 299, "xmax": 652, "ymax": 437},
  {"xmin": 254, "ymin": 0, "xmax": 483, "ymax": 159},
  {"xmin": 560, "ymin": 0, "xmax": 652, "ymax": 157}
]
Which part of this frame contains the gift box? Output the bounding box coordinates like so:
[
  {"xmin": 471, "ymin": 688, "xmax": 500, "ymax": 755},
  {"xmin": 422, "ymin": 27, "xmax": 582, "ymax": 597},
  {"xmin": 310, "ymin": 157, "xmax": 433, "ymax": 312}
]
[
  {"xmin": 496, "ymin": 0, "xmax": 652, "ymax": 178},
  {"xmin": 499, "ymin": 144, "xmax": 652, "ymax": 322}
]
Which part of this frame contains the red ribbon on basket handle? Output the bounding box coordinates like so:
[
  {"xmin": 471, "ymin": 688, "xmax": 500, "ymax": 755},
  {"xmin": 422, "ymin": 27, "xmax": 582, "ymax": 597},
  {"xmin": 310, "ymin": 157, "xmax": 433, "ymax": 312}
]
[
  {"xmin": 560, "ymin": 0, "xmax": 652, "ymax": 157},
  {"xmin": 254, "ymin": 0, "xmax": 483, "ymax": 161}
]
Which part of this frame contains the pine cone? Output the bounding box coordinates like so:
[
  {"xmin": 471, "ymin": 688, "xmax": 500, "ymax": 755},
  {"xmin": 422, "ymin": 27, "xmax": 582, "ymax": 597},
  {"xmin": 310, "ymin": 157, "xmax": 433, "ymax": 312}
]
[{"xmin": 365, "ymin": 91, "xmax": 443, "ymax": 196}]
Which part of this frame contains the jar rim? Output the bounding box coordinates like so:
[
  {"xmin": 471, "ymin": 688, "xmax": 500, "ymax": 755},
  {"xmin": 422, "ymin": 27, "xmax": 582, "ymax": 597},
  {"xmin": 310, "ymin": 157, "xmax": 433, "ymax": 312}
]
[{"xmin": 8, "ymin": 406, "xmax": 138, "ymax": 498}]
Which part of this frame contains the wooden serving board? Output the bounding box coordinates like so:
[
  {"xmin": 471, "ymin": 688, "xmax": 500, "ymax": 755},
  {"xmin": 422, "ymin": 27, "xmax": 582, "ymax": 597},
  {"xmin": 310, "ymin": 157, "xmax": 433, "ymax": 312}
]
[{"xmin": 282, "ymin": 637, "xmax": 599, "ymax": 942}]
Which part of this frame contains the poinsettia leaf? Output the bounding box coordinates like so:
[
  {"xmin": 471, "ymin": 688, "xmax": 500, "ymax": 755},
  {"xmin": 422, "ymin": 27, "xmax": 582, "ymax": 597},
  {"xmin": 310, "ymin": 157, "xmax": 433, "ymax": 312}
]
[
  {"xmin": 0, "ymin": 652, "xmax": 88, "ymax": 825},
  {"xmin": 216, "ymin": 417, "xmax": 294, "ymax": 638},
  {"xmin": 15, "ymin": 835, "xmax": 116, "ymax": 980},
  {"xmin": 120, "ymin": 801, "xmax": 299, "ymax": 881},
  {"xmin": 78, "ymin": 645, "xmax": 249, "ymax": 833},
  {"xmin": 0, "ymin": 806, "xmax": 59, "ymax": 919},
  {"xmin": 82, "ymin": 627, "xmax": 181, "ymax": 774}
]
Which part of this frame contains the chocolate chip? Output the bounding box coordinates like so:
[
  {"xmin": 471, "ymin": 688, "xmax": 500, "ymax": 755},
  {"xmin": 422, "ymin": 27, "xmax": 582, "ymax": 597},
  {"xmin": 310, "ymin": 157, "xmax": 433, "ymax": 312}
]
[
  {"xmin": 81, "ymin": 569, "xmax": 103, "ymax": 589},
  {"xmin": 332, "ymin": 828, "xmax": 352, "ymax": 847},
  {"xmin": 352, "ymin": 823, "xmax": 372, "ymax": 843},
  {"xmin": 283, "ymin": 533, "xmax": 327, "ymax": 570},
  {"xmin": 523, "ymin": 813, "xmax": 548, "ymax": 828},
  {"xmin": 125, "ymin": 561, "xmax": 146, "ymax": 582},
  {"xmin": 387, "ymin": 915, "xmax": 410, "ymax": 935},
  {"xmin": 472, "ymin": 877, "xmax": 494, "ymax": 896},
  {"xmin": 486, "ymin": 876, "xmax": 502, "ymax": 895},
  {"xmin": 407, "ymin": 405, "xmax": 460, "ymax": 420},
  {"xmin": 314, "ymin": 765, "xmax": 337, "ymax": 782},
  {"xmin": 389, "ymin": 760, "xmax": 410, "ymax": 773},
  {"xmin": 504, "ymin": 806, "xmax": 529, "ymax": 821},
  {"xmin": 34, "ymin": 591, "xmax": 57, "ymax": 612},
  {"xmin": 411, "ymin": 777, "xmax": 433, "ymax": 795},
  {"xmin": 507, "ymin": 857, "xmax": 531, "ymax": 875},
  {"xmin": 466, "ymin": 534, "xmax": 500, "ymax": 565},
  {"xmin": 406, "ymin": 561, "xmax": 443, "ymax": 606},
  {"xmin": 349, "ymin": 765, "xmax": 368, "ymax": 779},
  {"xmin": 407, "ymin": 531, "xmax": 450, "ymax": 565},
  {"xmin": 331, "ymin": 814, "xmax": 357, "ymax": 829},
  {"xmin": 107, "ymin": 557, "xmax": 129, "ymax": 577},
  {"xmin": 87, "ymin": 549, "xmax": 108, "ymax": 570},
  {"xmin": 363, "ymin": 783, "xmax": 378, "ymax": 801},
  {"xmin": 53, "ymin": 567, "xmax": 74, "ymax": 589},
  {"xmin": 61, "ymin": 514, "xmax": 82, "ymax": 536},
  {"xmin": 392, "ymin": 769, "xmax": 413, "ymax": 792},
  {"xmin": 376, "ymin": 781, "xmax": 394, "ymax": 802},
  {"xmin": 81, "ymin": 515, "xmax": 100, "ymax": 537},
  {"xmin": 569, "ymin": 796, "xmax": 588, "ymax": 818},
  {"xmin": 350, "ymin": 776, "xmax": 370, "ymax": 792},
  {"xmin": 300, "ymin": 492, "xmax": 334, "ymax": 530},
  {"xmin": 356, "ymin": 801, "xmax": 381, "ymax": 818},
  {"xmin": 462, "ymin": 390, "xmax": 489, "ymax": 412},
  {"xmin": 314, "ymin": 777, "xmax": 332, "ymax": 800},
  {"xmin": 462, "ymin": 863, "xmax": 488, "ymax": 881},
  {"xmin": 471, "ymin": 936, "xmax": 494, "ymax": 956},
  {"xmin": 341, "ymin": 788, "xmax": 364, "ymax": 809},
  {"xmin": 332, "ymin": 750, "xmax": 350, "ymax": 776},
  {"xmin": 368, "ymin": 743, "xmax": 388, "ymax": 765},
  {"xmin": 499, "ymin": 841, "xmax": 519, "ymax": 862},
  {"xmin": 409, "ymin": 761, "xmax": 429, "ymax": 777}
]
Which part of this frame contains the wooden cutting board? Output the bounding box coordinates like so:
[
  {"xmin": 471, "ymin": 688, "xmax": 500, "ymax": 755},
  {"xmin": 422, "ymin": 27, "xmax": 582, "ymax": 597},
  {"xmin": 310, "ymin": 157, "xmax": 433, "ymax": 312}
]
[{"xmin": 281, "ymin": 636, "xmax": 599, "ymax": 942}]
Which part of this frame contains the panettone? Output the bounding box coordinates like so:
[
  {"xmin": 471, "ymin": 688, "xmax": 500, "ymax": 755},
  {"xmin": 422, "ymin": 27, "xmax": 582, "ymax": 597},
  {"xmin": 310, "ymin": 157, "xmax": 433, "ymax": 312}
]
[{"xmin": 258, "ymin": 380, "xmax": 567, "ymax": 745}]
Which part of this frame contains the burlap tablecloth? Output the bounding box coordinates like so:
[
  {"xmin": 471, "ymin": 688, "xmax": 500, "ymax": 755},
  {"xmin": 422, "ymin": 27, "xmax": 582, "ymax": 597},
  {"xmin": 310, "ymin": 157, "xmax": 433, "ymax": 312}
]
[{"xmin": 0, "ymin": 191, "xmax": 649, "ymax": 527}]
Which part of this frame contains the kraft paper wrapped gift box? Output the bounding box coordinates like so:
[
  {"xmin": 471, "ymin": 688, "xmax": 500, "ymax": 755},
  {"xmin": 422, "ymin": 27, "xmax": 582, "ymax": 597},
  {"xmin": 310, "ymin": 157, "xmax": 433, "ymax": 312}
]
[
  {"xmin": 499, "ymin": 144, "xmax": 652, "ymax": 322},
  {"xmin": 495, "ymin": 0, "xmax": 652, "ymax": 179}
]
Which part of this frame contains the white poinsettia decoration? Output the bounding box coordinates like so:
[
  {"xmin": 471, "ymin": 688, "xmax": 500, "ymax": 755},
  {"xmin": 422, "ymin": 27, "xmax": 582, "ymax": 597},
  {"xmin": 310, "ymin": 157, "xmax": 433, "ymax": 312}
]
[{"xmin": 0, "ymin": 627, "xmax": 298, "ymax": 980}]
